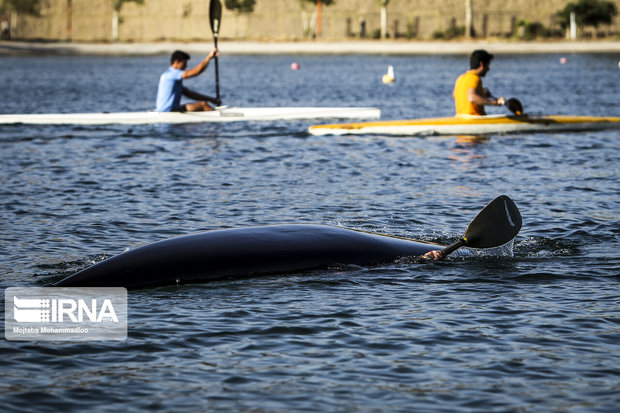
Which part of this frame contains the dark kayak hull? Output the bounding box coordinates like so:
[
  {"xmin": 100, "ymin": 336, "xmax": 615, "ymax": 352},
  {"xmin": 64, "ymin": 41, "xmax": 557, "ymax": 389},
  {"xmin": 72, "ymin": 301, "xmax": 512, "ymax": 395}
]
[{"xmin": 53, "ymin": 224, "xmax": 443, "ymax": 289}]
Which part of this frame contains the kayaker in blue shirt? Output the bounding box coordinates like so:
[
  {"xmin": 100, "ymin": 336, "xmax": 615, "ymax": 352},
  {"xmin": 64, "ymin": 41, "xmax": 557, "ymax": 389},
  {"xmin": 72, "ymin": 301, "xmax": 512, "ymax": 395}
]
[{"xmin": 156, "ymin": 49, "xmax": 219, "ymax": 112}]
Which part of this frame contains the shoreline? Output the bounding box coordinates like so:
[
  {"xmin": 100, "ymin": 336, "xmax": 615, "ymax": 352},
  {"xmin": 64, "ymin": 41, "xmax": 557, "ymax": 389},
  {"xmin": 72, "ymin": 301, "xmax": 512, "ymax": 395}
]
[{"xmin": 2, "ymin": 39, "xmax": 620, "ymax": 56}]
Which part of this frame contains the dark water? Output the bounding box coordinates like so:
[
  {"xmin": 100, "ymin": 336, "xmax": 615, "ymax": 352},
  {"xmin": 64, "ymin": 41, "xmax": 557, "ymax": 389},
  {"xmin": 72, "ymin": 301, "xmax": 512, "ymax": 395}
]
[{"xmin": 1, "ymin": 53, "xmax": 619, "ymax": 412}]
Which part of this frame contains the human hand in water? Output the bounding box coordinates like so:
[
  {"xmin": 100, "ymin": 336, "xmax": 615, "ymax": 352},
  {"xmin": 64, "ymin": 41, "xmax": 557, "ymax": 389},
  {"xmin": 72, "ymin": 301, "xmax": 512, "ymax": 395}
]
[{"xmin": 422, "ymin": 250, "xmax": 445, "ymax": 260}]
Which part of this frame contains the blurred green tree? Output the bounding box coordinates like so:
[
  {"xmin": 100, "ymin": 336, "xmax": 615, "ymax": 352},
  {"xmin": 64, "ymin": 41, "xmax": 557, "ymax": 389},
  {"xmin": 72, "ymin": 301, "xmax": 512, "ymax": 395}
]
[
  {"xmin": 225, "ymin": 0, "xmax": 256, "ymax": 13},
  {"xmin": 1, "ymin": 0, "xmax": 41, "ymax": 15},
  {"xmin": 556, "ymin": 0, "xmax": 618, "ymax": 30}
]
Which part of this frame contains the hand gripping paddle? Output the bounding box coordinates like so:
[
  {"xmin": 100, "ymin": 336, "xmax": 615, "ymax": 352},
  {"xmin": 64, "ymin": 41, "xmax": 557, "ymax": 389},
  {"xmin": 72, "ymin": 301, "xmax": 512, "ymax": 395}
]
[
  {"xmin": 493, "ymin": 96, "xmax": 524, "ymax": 116},
  {"xmin": 506, "ymin": 98, "xmax": 524, "ymax": 116}
]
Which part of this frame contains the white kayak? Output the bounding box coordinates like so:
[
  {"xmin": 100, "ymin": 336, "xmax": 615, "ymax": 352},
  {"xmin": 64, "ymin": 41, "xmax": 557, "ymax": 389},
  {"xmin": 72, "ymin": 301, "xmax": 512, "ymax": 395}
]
[
  {"xmin": 308, "ymin": 114, "xmax": 620, "ymax": 136},
  {"xmin": 0, "ymin": 106, "xmax": 380, "ymax": 125}
]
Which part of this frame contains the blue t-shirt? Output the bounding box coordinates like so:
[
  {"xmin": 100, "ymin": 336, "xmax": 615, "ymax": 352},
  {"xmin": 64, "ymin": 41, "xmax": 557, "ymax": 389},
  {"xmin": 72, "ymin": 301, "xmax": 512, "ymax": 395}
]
[{"xmin": 155, "ymin": 67, "xmax": 184, "ymax": 112}]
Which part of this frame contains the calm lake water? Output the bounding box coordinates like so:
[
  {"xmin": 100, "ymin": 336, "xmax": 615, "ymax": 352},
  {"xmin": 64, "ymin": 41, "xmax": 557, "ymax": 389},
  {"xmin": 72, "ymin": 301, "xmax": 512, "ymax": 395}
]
[{"xmin": 1, "ymin": 52, "xmax": 619, "ymax": 412}]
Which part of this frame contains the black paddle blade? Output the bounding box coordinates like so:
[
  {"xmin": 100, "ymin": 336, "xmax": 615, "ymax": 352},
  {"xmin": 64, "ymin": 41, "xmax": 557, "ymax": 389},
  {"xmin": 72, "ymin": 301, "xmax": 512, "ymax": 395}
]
[
  {"xmin": 506, "ymin": 98, "xmax": 524, "ymax": 116},
  {"xmin": 462, "ymin": 195, "xmax": 522, "ymax": 249},
  {"xmin": 209, "ymin": 0, "xmax": 222, "ymax": 36}
]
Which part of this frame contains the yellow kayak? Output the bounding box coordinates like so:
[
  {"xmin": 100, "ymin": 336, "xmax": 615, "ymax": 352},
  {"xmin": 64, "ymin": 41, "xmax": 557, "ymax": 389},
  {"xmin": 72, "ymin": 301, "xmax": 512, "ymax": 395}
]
[{"xmin": 308, "ymin": 114, "xmax": 620, "ymax": 136}]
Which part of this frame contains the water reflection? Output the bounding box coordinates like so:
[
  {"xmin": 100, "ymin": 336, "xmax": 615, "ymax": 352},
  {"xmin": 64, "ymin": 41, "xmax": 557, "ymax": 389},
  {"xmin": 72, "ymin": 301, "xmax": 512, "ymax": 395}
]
[{"xmin": 448, "ymin": 135, "xmax": 489, "ymax": 165}]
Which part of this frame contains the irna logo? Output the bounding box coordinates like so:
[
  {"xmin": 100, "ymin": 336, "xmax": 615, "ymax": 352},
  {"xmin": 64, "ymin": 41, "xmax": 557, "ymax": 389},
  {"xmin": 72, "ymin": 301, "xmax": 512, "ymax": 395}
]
[
  {"xmin": 13, "ymin": 296, "xmax": 119, "ymax": 323},
  {"xmin": 5, "ymin": 287, "xmax": 127, "ymax": 341}
]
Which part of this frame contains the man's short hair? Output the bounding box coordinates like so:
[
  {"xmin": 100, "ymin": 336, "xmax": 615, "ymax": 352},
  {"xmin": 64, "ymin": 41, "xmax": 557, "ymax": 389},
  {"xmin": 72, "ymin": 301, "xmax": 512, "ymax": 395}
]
[
  {"xmin": 470, "ymin": 49, "xmax": 494, "ymax": 69},
  {"xmin": 171, "ymin": 50, "xmax": 190, "ymax": 64}
]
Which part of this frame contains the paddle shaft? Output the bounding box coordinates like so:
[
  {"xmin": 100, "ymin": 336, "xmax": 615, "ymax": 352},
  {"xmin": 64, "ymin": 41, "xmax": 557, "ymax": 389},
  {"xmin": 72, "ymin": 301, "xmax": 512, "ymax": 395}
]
[
  {"xmin": 213, "ymin": 33, "xmax": 220, "ymax": 102},
  {"xmin": 440, "ymin": 239, "xmax": 466, "ymax": 258},
  {"xmin": 209, "ymin": 0, "xmax": 222, "ymax": 103}
]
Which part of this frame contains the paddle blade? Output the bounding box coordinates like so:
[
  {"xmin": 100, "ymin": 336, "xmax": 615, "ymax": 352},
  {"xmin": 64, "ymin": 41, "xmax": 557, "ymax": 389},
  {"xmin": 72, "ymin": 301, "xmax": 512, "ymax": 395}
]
[
  {"xmin": 209, "ymin": 0, "xmax": 222, "ymax": 36},
  {"xmin": 506, "ymin": 98, "xmax": 524, "ymax": 115},
  {"xmin": 462, "ymin": 195, "xmax": 522, "ymax": 249}
]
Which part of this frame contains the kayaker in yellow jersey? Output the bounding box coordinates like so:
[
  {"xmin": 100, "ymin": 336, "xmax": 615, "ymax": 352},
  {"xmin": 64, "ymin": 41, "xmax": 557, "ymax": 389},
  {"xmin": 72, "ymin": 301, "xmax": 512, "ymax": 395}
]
[{"xmin": 453, "ymin": 50, "xmax": 505, "ymax": 116}]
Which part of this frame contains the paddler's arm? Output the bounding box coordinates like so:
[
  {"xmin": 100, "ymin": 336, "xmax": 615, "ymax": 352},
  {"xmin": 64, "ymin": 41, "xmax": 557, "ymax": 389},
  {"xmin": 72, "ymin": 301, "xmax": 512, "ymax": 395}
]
[
  {"xmin": 467, "ymin": 88, "xmax": 505, "ymax": 107},
  {"xmin": 182, "ymin": 49, "xmax": 218, "ymax": 79},
  {"xmin": 182, "ymin": 87, "xmax": 222, "ymax": 106},
  {"xmin": 182, "ymin": 88, "xmax": 211, "ymax": 101}
]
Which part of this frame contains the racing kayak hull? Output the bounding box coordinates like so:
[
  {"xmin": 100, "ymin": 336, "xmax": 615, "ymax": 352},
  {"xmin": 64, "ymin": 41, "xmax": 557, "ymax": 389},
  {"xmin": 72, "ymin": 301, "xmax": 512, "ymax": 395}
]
[
  {"xmin": 52, "ymin": 224, "xmax": 442, "ymax": 289},
  {"xmin": 308, "ymin": 114, "xmax": 620, "ymax": 136},
  {"xmin": 0, "ymin": 107, "xmax": 380, "ymax": 125}
]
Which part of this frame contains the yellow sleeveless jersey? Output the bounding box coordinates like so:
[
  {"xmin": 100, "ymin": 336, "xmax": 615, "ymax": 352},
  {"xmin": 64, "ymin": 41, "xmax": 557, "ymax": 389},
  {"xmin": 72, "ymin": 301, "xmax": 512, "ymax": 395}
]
[{"xmin": 453, "ymin": 70, "xmax": 485, "ymax": 116}]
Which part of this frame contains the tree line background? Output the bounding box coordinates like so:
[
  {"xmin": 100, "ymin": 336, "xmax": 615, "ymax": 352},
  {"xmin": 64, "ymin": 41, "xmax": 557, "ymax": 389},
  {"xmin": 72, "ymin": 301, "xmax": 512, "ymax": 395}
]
[{"xmin": 1, "ymin": 0, "xmax": 618, "ymax": 42}]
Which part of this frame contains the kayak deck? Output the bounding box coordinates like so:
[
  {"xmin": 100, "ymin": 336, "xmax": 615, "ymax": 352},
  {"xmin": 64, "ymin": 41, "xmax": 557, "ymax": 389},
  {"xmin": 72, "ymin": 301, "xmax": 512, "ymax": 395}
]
[
  {"xmin": 308, "ymin": 114, "xmax": 620, "ymax": 136},
  {"xmin": 0, "ymin": 106, "xmax": 381, "ymax": 125}
]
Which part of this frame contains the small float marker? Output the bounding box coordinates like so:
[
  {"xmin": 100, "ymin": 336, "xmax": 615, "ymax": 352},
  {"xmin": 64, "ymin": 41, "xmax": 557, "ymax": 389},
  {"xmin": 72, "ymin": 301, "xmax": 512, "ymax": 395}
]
[
  {"xmin": 382, "ymin": 65, "xmax": 395, "ymax": 84},
  {"xmin": 559, "ymin": 57, "xmax": 567, "ymax": 64},
  {"xmin": 291, "ymin": 62, "xmax": 300, "ymax": 70}
]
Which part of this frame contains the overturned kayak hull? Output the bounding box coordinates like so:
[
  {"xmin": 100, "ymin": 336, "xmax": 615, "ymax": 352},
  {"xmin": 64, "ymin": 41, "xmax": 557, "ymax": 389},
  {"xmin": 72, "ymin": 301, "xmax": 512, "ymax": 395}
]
[
  {"xmin": 53, "ymin": 224, "xmax": 442, "ymax": 289},
  {"xmin": 0, "ymin": 107, "xmax": 380, "ymax": 125},
  {"xmin": 308, "ymin": 114, "xmax": 620, "ymax": 136}
]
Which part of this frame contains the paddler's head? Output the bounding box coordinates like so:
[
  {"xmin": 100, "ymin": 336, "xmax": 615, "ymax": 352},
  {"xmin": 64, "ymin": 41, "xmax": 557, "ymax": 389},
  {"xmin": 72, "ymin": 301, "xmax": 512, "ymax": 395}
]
[
  {"xmin": 170, "ymin": 50, "xmax": 191, "ymax": 70},
  {"xmin": 470, "ymin": 49, "xmax": 494, "ymax": 77}
]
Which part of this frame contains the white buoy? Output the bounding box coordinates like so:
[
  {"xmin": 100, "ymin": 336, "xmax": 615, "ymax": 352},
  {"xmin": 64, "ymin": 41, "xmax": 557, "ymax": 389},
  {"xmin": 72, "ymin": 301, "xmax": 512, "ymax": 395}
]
[
  {"xmin": 382, "ymin": 65, "xmax": 395, "ymax": 84},
  {"xmin": 559, "ymin": 57, "xmax": 567, "ymax": 64}
]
